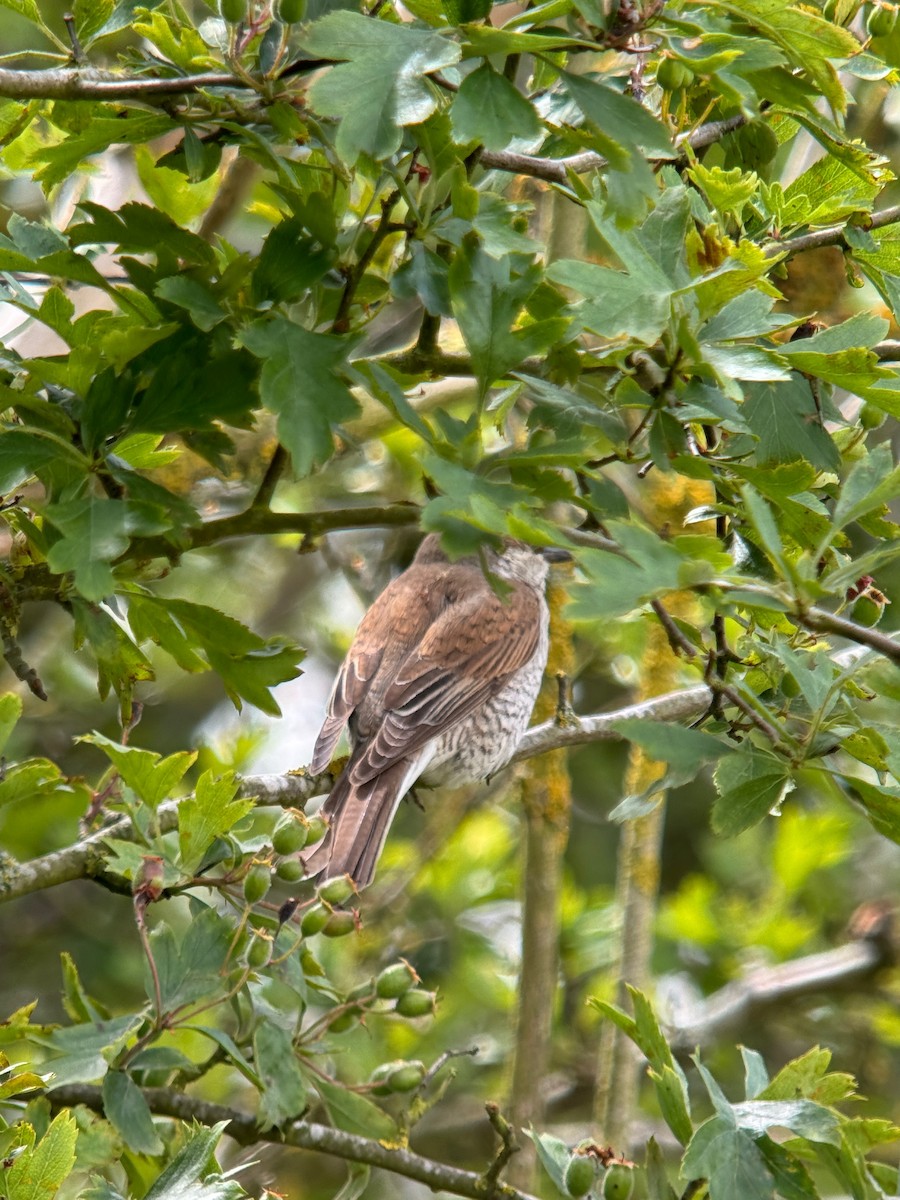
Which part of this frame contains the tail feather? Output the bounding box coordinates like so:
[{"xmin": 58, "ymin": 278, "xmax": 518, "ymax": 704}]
[{"xmin": 301, "ymin": 759, "xmax": 413, "ymax": 888}]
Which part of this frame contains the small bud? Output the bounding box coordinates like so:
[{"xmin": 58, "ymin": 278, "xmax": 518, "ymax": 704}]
[{"xmin": 329, "ymin": 1006, "xmax": 361, "ymax": 1033}]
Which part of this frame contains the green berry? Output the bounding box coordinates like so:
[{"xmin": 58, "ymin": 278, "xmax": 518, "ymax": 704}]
[
  {"xmin": 272, "ymin": 814, "xmax": 308, "ymax": 855},
  {"xmin": 860, "ymin": 401, "xmax": 886, "ymax": 429},
  {"xmin": 851, "ymin": 592, "xmax": 887, "ymax": 627},
  {"xmin": 737, "ymin": 120, "xmax": 779, "ymax": 170},
  {"xmin": 395, "ymin": 988, "xmax": 436, "ymax": 1018},
  {"xmin": 305, "ymin": 815, "xmax": 328, "ymax": 845},
  {"xmin": 657, "ymin": 56, "xmax": 693, "ymax": 91},
  {"xmin": 375, "ymin": 961, "xmax": 418, "ymax": 999},
  {"xmin": 564, "ymin": 1153, "xmax": 597, "ymax": 1198},
  {"xmin": 602, "ymin": 1163, "xmax": 635, "ymax": 1200},
  {"xmin": 300, "ymin": 903, "xmax": 330, "ymax": 936},
  {"xmin": 219, "ymin": 0, "xmax": 248, "ymax": 23},
  {"xmin": 317, "ymin": 875, "xmax": 355, "ymax": 906},
  {"xmin": 323, "ymin": 910, "xmax": 357, "ymax": 938},
  {"xmin": 867, "ymin": 2, "xmax": 898, "ymax": 34},
  {"xmin": 243, "ymin": 863, "xmax": 271, "ymax": 905},
  {"xmin": 276, "ymin": 856, "xmax": 305, "ymax": 882},
  {"xmin": 247, "ymin": 933, "xmax": 271, "ymax": 968},
  {"xmin": 387, "ymin": 1061, "xmax": 426, "ymax": 1092},
  {"xmin": 275, "ymin": 0, "xmax": 306, "ymax": 21}
]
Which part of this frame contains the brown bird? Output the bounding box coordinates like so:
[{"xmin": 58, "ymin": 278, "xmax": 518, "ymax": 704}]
[{"xmin": 302, "ymin": 535, "xmax": 569, "ymax": 888}]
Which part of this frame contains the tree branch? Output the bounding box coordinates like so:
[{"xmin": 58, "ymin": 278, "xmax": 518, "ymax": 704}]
[
  {"xmin": 764, "ymin": 204, "xmax": 900, "ymax": 259},
  {"xmin": 125, "ymin": 502, "xmax": 421, "ymax": 563},
  {"xmin": 44, "ymin": 1083, "xmax": 541, "ymax": 1200},
  {"xmin": 665, "ymin": 915, "xmax": 895, "ymax": 1051},
  {"xmin": 0, "ymin": 638, "xmax": 888, "ymax": 907}
]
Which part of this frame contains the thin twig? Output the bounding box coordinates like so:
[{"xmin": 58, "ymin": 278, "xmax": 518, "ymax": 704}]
[
  {"xmin": 764, "ymin": 204, "xmax": 900, "ymax": 259},
  {"xmin": 481, "ymin": 1103, "xmax": 519, "ymax": 1193}
]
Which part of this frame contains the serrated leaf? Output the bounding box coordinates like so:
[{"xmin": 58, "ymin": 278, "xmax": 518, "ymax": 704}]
[
  {"xmin": 743, "ymin": 377, "xmax": 841, "ymax": 473},
  {"xmin": 448, "ymin": 242, "xmax": 567, "ymax": 395},
  {"xmin": 731, "ymin": 1099, "xmax": 841, "ymax": 1145},
  {"xmin": 301, "ymin": 12, "xmax": 461, "ymax": 162},
  {"xmin": 178, "ymin": 770, "xmax": 253, "ymax": 874},
  {"xmin": 451, "ymin": 63, "xmax": 542, "ymax": 150},
  {"xmin": 682, "ymin": 1115, "xmax": 775, "ymax": 1200},
  {"xmin": 0, "ymin": 428, "xmax": 90, "ymax": 494},
  {"xmin": 240, "ymin": 316, "xmax": 359, "ymax": 477},
  {"xmin": 7, "ymin": 1110, "xmax": 77, "ymax": 1200},
  {"xmin": 102, "ymin": 1070, "xmax": 164, "ymax": 1155},
  {"xmin": 40, "ymin": 1016, "xmax": 142, "ymax": 1088},
  {"xmin": 143, "ymin": 1121, "xmax": 240, "ymax": 1200},
  {"xmin": 81, "ymin": 732, "xmax": 196, "ymax": 811},
  {"xmin": 150, "ymin": 908, "xmax": 233, "ymax": 1011},
  {"xmin": 712, "ymin": 749, "xmax": 793, "ymax": 836},
  {"xmin": 254, "ymin": 1023, "xmax": 307, "ymax": 1129}
]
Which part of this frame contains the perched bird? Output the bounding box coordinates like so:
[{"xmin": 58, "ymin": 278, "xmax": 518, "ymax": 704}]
[{"xmin": 302, "ymin": 535, "xmax": 570, "ymax": 888}]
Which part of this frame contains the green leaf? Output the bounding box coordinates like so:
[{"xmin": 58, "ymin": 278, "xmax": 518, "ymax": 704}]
[
  {"xmin": 0, "ymin": 760, "xmax": 68, "ymax": 809},
  {"xmin": 564, "ymin": 71, "xmax": 674, "ymax": 161},
  {"xmin": 0, "ymin": 0, "xmax": 42, "ymax": 24},
  {"xmin": 40, "ymin": 1016, "xmax": 142, "ymax": 1088},
  {"xmin": 143, "ymin": 1122, "xmax": 242, "ymax": 1200},
  {"xmin": 313, "ymin": 1075, "xmax": 397, "ymax": 1140},
  {"xmin": 154, "ymin": 277, "xmax": 226, "ymax": 332},
  {"xmin": 756, "ymin": 1137, "xmax": 819, "ymax": 1200},
  {"xmin": 682, "ymin": 1115, "xmax": 775, "ymax": 1200},
  {"xmin": 7, "ymin": 1110, "xmax": 77, "ymax": 1200},
  {"xmin": 150, "ymin": 908, "xmax": 234, "ymax": 1010},
  {"xmin": 546, "ymin": 258, "xmax": 671, "ymax": 344},
  {"xmin": 743, "ymin": 377, "xmax": 841, "ymax": 473},
  {"xmin": 612, "ymin": 719, "xmax": 728, "ymax": 776},
  {"xmin": 731, "ymin": 1099, "xmax": 841, "ymax": 1145},
  {"xmin": 81, "ymin": 732, "xmax": 196, "ymax": 811},
  {"xmin": 0, "ymin": 692, "xmax": 23, "ymax": 755},
  {"xmin": 523, "ymin": 1129, "xmax": 571, "ymax": 1193},
  {"xmin": 239, "ymin": 316, "xmax": 360, "ymax": 477},
  {"xmin": 843, "ymin": 776, "xmax": 900, "ymax": 843},
  {"xmin": 0, "ymin": 428, "xmax": 89, "ymax": 494},
  {"xmin": 178, "ymin": 770, "xmax": 254, "ymax": 875},
  {"xmin": 35, "ymin": 115, "xmax": 176, "ymax": 190},
  {"xmin": 712, "ymin": 749, "xmax": 793, "ymax": 836},
  {"xmin": 101, "ymin": 1070, "xmax": 164, "ymax": 1156},
  {"xmin": 71, "ymin": 600, "xmax": 154, "ymax": 720},
  {"xmin": 45, "ymin": 497, "xmax": 170, "ymax": 602},
  {"xmin": 450, "ymin": 64, "xmax": 542, "ymax": 150},
  {"xmin": 254, "ymin": 1023, "xmax": 307, "ymax": 1129},
  {"xmin": 448, "ymin": 242, "xmax": 567, "ymax": 394},
  {"xmin": 829, "ymin": 442, "xmax": 900, "ymax": 538},
  {"xmin": 301, "ymin": 12, "xmax": 461, "ymax": 162},
  {"xmin": 60, "ymin": 952, "xmax": 110, "ymax": 1024}
]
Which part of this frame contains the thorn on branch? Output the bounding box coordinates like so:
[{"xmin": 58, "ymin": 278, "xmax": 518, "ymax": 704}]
[
  {"xmin": 481, "ymin": 1102, "xmax": 519, "ymax": 1194},
  {"xmin": 554, "ymin": 672, "xmax": 579, "ymax": 728},
  {"xmin": 62, "ymin": 12, "xmax": 87, "ymax": 63}
]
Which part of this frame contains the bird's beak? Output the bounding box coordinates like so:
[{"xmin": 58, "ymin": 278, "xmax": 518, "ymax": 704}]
[{"xmin": 542, "ymin": 547, "xmax": 573, "ymax": 563}]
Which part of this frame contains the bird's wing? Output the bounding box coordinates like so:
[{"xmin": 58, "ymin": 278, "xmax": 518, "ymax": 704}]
[
  {"xmin": 350, "ymin": 580, "xmax": 541, "ymax": 784},
  {"xmin": 309, "ymin": 566, "xmax": 447, "ymax": 773}
]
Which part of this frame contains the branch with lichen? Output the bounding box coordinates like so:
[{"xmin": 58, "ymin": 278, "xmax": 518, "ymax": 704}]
[{"xmin": 42, "ymin": 1082, "xmax": 541, "ymax": 1200}]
